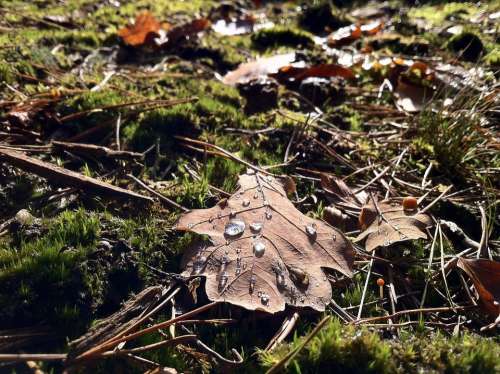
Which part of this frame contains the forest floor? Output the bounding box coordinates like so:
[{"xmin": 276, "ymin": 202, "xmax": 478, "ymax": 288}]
[{"xmin": 0, "ymin": 0, "xmax": 499, "ymax": 373}]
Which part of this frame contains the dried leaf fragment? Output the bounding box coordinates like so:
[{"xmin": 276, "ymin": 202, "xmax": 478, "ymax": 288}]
[
  {"xmin": 271, "ymin": 63, "xmax": 355, "ymax": 83},
  {"xmin": 355, "ymin": 199, "xmax": 432, "ymax": 251},
  {"xmin": 118, "ymin": 11, "xmax": 162, "ymax": 47},
  {"xmin": 222, "ymin": 53, "xmax": 298, "ymax": 86},
  {"xmin": 166, "ymin": 18, "xmax": 211, "ymax": 46},
  {"xmin": 327, "ymin": 25, "xmax": 361, "ymax": 47},
  {"xmin": 175, "ymin": 171, "xmax": 354, "ymax": 313},
  {"xmin": 457, "ymin": 258, "xmax": 500, "ymax": 320}
]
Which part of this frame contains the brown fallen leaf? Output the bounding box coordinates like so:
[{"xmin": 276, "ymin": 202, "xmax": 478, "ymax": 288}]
[
  {"xmin": 320, "ymin": 173, "xmax": 368, "ymax": 211},
  {"xmin": 327, "ymin": 25, "xmax": 362, "ymax": 47},
  {"xmin": 166, "ymin": 18, "xmax": 211, "ymax": 46},
  {"xmin": 175, "ymin": 170, "xmax": 354, "ymax": 313},
  {"xmin": 355, "ymin": 198, "xmax": 432, "ymax": 252},
  {"xmin": 394, "ymin": 62, "xmax": 436, "ymax": 112},
  {"xmin": 222, "ymin": 53, "xmax": 298, "ymax": 86},
  {"xmin": 320, "ymin": 174, "xmax": 368, "ymax": 231},
  {"xmin": 271, "ymin": 64, "xmax": 355, "ymax": 83},
  {"xmin": 457, "ymin": 258, "xmax": 500, "ymax": 324},
  {"xmin": 360, "ymin": 20, "xmax": 384, "ymax": 36},
  {"xmin": 118, "ymin": 11, "xmax": 162, "ymax": 47}
]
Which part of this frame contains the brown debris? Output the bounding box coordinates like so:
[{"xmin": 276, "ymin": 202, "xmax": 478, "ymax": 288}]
[
  {"xmin": 355, "ymin": 198, "xmax": 432, "ymax": 252},
  {"xmin": 175, "ymin": 170, "xmax": 354, "ymax": 313},
  {"xmin": 118, "ymin": 11, "xmax": 163, "ymax": 47},
  {"xmin": 0, "ymin": 148, "xmax": 152, "ymax": 202},
  {"xmin": 457, "ymin": 258, "xmax": 500, "ymax": 323}
]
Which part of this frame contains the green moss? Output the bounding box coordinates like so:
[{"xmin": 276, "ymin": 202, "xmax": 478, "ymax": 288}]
[
  {"xmin": 259, "ymin": 318, "xmax": 500, "ymax": 373},
  {"xmin": 0, "ymin": 209, "xmax": 101, "ymax": 336},
  {"xmin": 252, "ymin": 26, "xmax": 314, "ymax": 50},
  {"xmin": 484, "ymin": 47, "xmax": 500, "ymax": 66},
  {"xmin": 409, "ymin": 3, "xmax": 477, "ymax": 25},
  {"xmin": 0, "ymin": 61, "xmax": 15, "ymax": 84},
  {"xmin": 57, "ymin": 90, "xmax": 124, "ymax": 130}
]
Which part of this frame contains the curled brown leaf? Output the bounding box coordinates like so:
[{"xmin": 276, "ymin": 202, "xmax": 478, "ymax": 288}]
[{"xmin": 355, "ymin": 199, "xmax": 432, "ymax": 252}]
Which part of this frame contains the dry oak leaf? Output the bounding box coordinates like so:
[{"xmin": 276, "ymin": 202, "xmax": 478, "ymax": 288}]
[
  {"xmin": 118, "ymin": 11, "xmax": 162, "ymax": 47},
  {"xmin": 175, "ymin": 171, "xmax": 355, "ymax": 313},
  {"xmin": 271, "ymin": 63, "xmax": 355, "ymax": 83},
  {"xmin": 457, "ymin": 258, "xmax": 500, "ymax": 324},
  {"xmin": 222, "ymin": 53, "xmax": 298, "ymax": 86},
  {"xmin": 355, "ymin": 199, "xmax": 432, "ymax": 252}
]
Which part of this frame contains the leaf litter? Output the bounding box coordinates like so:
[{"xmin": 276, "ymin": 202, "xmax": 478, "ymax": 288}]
[
  {"xmin": 1, "ymin": 0, "xmax": 499, "ymax": 372},
  {"xmin": 175, "ymin": 170, "xmax": 354, "ymax": 313}
]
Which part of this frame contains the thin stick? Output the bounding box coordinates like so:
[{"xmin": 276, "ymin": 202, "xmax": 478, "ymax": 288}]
[
  {"xmin": 266, "ymin": 316, "xmax": 331, "ymax": 374},
  {"xmin": 265, "ymin": 312, "xmax": 300, "ymax": 351},
  {"xmin": 419, "ymin": 185, "xmax": 453, "ymax": 214},
  {"xmin": 420, "ymin": 225, "xmax": 439, "ymax": 308},
  {"xmin": 477, "ymin": 205, "xmax": 490, "ymax": 259},
  {"xmin": 357, "ymin": 250, "xmax": 376, "ymax": 320},
  {"xmin": 100, "ymin": 335, "xmax": 196, "ymax": 357},
  {"xmin": 127, "ymin": 174, "xmax": 189, "ymax": 212},
  {"xmin": 354, "ymin": 166, "xmax": 391, "ymax": 194},
  {"xmin": 438, "ymin": 224, "xmax": 455, "ymax": 308},
  {"xmin": 115, "ymin": 113, "xmax": 122, "ymax": 151},
  {"xmin": 384, "ymin": 147, "xmax": 408, "ymax": 199},
  {"xmin": 175, "ymin": 136, "xmax": 280, "ymax": 177},
  {"xmin": 0, "ymin": 354, "xmax": 67, "ymax": 363},
  {"xmin": 74, "ymin": 301, "xmax": 219, "ymax": 362},
  {"xmin": 353, "ymin": 305, "xmax": 472, "ymax": 325}
]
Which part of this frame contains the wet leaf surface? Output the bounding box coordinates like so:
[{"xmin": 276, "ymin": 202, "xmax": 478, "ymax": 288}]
[{"xmin": 176, "ymin": 171, "xmax": 354, "ymax": 313}]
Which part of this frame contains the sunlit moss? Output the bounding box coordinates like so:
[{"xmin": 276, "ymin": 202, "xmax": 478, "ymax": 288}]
[{"xmin": 259, "ymin": 318, "xmax": 500, "ymax": 373}]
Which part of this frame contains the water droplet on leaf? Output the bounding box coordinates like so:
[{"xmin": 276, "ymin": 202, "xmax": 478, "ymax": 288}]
[
  {"xmin": 224, "ymin": 219, "xmax": 246, "ymax": 237},
  {"xmin": 250, "ymin": 222, "xmax": 263, "ymax": 233},
  {"xmin": 253, "ymin": 241, "xmax": 266, "ymax": 257}
]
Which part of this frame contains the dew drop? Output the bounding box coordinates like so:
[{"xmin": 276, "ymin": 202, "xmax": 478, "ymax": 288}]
[
  {"xmin": 218, "ymin": 272, "xmax": 228, "ymax": 290},
  {"xmin": 260, "ymin": 294, "xmax": 270, "ymax": 305},
  {"xmin": 208, "ymin": 217, "xmax": 214, "ymax": 223},
  {"xmin": 217, "ymin": 212, "xmax": 222, "ymax": 219},
  {"xmin": 265, "ymin": 211, "xmax": 273, "ymax": 220},
  {"xmin": 250, "ymin": 222, "xmax": 263, "ymax": 233},
  {"xmin": 187, "ymin": 223, "xmax": 194, "ymax": 229},
  {"xmin": 305, "ymin": 224, "xmax": 317, "ymax": 238},
  {"xmin": 277, "ymin": 273, "xmax": 286, "ymax": 288},
  {"xmin": 193, "ymin": 255, "xmax": 207, "ymax": 274},
  {"xmin": 253, "ymin": 192, "xmax": 259, "ymax": 199},
  {"xmin": 224, "ymin": 219, "xmax": 246, "ymax": 237},
  {"xmin": 235, "ymin": 259, "xmax": 242, "ymax": 275},
  {"xmin": 242, "ymin": 199, "xmax": 250, "ymax": 207},
  {"xmin": 229, "ymin": 210, "xmax": 236, "ymax": 218},
  {"xmin": 253, "ymin": 241, "xmax": 266, "ymax": 257},
  {"xmin": 249, "ymin": 275, "xmax": 256, "ymax": 294},
  {"xmin": 332, "ymin": 234, "xmax": 337, "ymax": 241}
]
